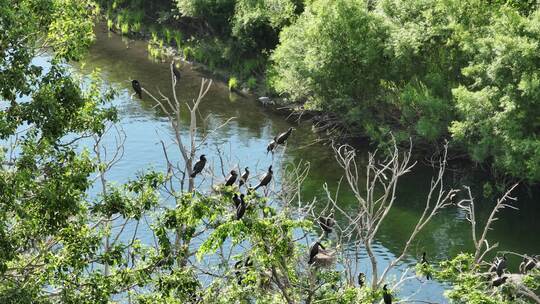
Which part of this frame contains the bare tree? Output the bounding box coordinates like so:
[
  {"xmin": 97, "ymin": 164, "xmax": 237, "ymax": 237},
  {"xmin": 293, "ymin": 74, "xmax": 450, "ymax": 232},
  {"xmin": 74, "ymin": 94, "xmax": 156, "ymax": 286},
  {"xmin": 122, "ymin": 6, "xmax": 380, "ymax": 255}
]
[
  {"xmin": 322, "ymin": 138, "xmax": 456, "ymax": 289},
  {"xmin": 139, "ymin": 61, "xmax": 241, "ymax": 268},
  {"xmin": 457, "ymin": 184, "xmax": 518, "ymax": 264}
]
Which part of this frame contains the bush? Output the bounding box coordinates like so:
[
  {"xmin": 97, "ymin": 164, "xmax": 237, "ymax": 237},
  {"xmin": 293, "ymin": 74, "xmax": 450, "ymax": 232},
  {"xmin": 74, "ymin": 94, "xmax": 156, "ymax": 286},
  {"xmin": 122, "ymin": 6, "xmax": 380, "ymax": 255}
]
[{"xmin": 270, "ymin": 0, "xmax": 391, "ymax": 122}]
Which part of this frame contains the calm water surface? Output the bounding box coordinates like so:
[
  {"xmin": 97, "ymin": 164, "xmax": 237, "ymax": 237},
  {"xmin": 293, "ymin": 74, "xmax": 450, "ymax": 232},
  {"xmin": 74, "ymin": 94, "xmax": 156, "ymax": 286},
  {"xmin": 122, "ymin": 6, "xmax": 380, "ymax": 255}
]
[{"xmin": 71, "ymin": 27, "xmax": 540, "ymax": 303}]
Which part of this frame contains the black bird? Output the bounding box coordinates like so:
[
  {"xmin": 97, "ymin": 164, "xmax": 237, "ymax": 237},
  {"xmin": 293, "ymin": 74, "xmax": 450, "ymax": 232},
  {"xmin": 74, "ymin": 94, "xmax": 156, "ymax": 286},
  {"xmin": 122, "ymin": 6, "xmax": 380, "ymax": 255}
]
[
  {"xmin": 131, "ymin": 80, "xmax": 142, "ymax": 99},
  {"xmin": 318, "ymin": 214, "xmax": 335, "ymax": 234},
  {"xmin": 275, "ymin": 127, "xmax": 294, "ymax": 145},
  {"xmin": 254, "ymin": 166, "xmax": 273, "ymax": 190},
  {"xmin": 520, "ymin": 256, "xmax": 529, "ymax": 274},
  {"xmin": 524, "ymin": 256, "xmax": 537, "ymax": 273},
  {"xmin": 496, "ymin": 254, "xmax": 507, "ymax": 277},
  {"xmin": 421, "ymin": 252, "xmax": 428, "ymax": 264},
  {"xmin": 383, "ymin": 284, "xmax": 392, "ymax": 304},
  {"xmin": 267, "ymin": 138, "xmax": 276, "ymax": 154},
  {"xmin": 489, "ymin": 256, "xmax": 501, "ymax": 273},
  {"xmin": 172, "ymin": 63, "xmax": 181, "ymax": 81},
  {"xmin": 190, "ymin": 154, "xmax": 206, "ymax": 178},
  {"xmin": 308, "ymin": 241, "xmax": 325, "ymax": 265},
  {"xmin": 357, "ymin": 272, "xmax": 365, "ymax": 287},
  {"xmin": 239, "ymin": 167, "xmax": 249, "ymax": 187},
  {"xmin": 232, "ymin": 193, "xmax": 242, "ymax": 209},
  {"xmin": 236, "ymin": 196, "xmax": 246, "ymax": 220},
  {"xmin": 421, "ymin": 252, "xmax": 432, "ymax": 280},
  {"xmin": 492, "ymin": 276, "xmax": 508, "ymax": 287},
  {"xmin": 225, "ymin": 170, "xmax": 238, "ymax": 186}
]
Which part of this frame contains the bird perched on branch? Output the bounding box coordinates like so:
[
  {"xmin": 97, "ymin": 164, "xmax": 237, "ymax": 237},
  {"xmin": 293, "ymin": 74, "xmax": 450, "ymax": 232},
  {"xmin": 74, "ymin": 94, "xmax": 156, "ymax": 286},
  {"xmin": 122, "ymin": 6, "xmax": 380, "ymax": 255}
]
[
  {"xmin": 190, "ymin": 154, "xmax": 206, "ymax": 178},
  {"xmin": 239, "ymin": 167, "xmax": 249, "ymax": 188},
  {"xmin": 254, "ymin": 166, "xmax": 273, "ymax": 190},
  {"xmin": 520, "ymin": 256, "xmax": 529, "ymax": 274},
  {"xmin": 132, "ymin": 80, "xmax": 142, "ymax": 99},
  {"xmin": 357, "ymin": 272, "xmax": 365, "ymax": 287},
  {"xmin": 420, "ymin": 251, "xmax": 432, "ymax": 280},
  {"xmin": 318, "ymin": 214, "xmax": 335, "ymax": 234},
  {"xmin": 383, "ymin": 284, "xmax": 392, "ymax": 304},
  {"xmin": 496, "ymin": 255, "xmax": 507, "ymax": 277},
  {"xmin": 232, "ymin": 193, "xmax": 241, "ymax": 209},
  {"xmin": 275, "ymin": 127, "xmax": 294, "ymax": 145},
  {"xmin": 524, "ymin": 255, "xmax": 538, "ymax": 273},
  {"xmin": 236, "ymin": 195, "xmax": 246, "ymax": 220},
  {"xmin": 308, "ymin": 241, "xmax": 335, "ymax": 267},
  {"xmin": 267, "ymin": 138, "xmax": 276, "ymax": 155},
  {"xmin": 308, "ymin": 242, "xmax": 325, "ymax": 265},
  {"xmin": 225, "ymin": 170, "xmax": 238, "ymax": 186},
  {"xmin": 489, "ymin": 255, "xmax": 507, "ymax": 277}
]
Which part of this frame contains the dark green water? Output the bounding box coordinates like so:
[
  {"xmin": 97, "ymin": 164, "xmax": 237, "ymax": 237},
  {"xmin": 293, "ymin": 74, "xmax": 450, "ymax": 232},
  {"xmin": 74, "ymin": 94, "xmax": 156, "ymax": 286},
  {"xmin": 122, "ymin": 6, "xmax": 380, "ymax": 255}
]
[{"xmin": 73, "ymin": 27, "xmax": 540, "ymax": 302}]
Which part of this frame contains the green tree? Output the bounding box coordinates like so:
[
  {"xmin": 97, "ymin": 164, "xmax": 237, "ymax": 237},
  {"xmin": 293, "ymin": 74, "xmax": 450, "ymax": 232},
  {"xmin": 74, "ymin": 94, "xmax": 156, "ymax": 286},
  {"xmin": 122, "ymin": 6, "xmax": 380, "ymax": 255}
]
[
  {"xmin": 269, "ymin": 0, "xmax": 391, "ymax": 126},
  {"xmin": 450, "ymin": 8, "xmax": 540, "ymax": 181}
]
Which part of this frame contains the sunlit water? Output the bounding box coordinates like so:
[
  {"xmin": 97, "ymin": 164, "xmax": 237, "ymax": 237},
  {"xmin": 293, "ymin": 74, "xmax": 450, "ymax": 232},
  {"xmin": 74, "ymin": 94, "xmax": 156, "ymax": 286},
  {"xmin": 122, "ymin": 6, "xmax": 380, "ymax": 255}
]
[{"xmin": 60, "ymin": 26, "xmax": 540, "ymax": 302}]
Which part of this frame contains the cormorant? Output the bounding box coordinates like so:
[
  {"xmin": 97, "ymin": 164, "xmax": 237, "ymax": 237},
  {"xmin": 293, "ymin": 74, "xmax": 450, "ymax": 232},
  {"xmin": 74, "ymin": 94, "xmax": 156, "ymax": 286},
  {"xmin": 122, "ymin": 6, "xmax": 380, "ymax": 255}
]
[
  {"xmin": 225, "ymin": 170, "xmax": 238, "ymax": 186},
  {"xmin": 275, "ymin": 127, "xmax": 294, "ymax": 145},
  {"xmin": 267, "ymin": 138, "xmax": 276, "ymax": 154},
  {"xmin": 132, "ymin": 80, "xmax": 142, "ymax": 99},
  {"xmin": 254, "ymin": 166, "xmax": 273, "ymax": 190},
  {"xmin": 520, "ymin": 256, "xmax": 529, "ymax": 274},
  {"xmin": 357, "ymin": 272, "xmax": 365, "ymax": 287},
  {"xmin": 525, "ymin": 256, "xmax": 537, "ymax": 273},
  {"xmin": 236, "ymin": 197, "xmax": 246, "ymax": 220},
  {"xmin": 308, "ymin": 242, "xmax": 325, "ymax": 265},
  {"xmin": 232, "ymin": 193, "xmax": 241, "ymax": 209},
  {"xmin": 489, "ymin": 256, "xmax": 501, "ymax": 273},
  {"xmin": 421, "ymin": 252, "xmax": 432, "ymax": 280},
  {"xmin": 383, "ymin": 284, "xmax": 392, "ymax": 304},
  {"xmin": 239, "ymin": 167, "xmax": 249, "ymax": 187},
  {"xmin": 492, "ymin": 276, "xmax": 508, "ymax": 287},
  {"xmin": 173, "ymin": 63, "xmax": 181, "ymax": 81},
  {"xmin": 318, "ymin": 214, "xmax": 335, "ymax": 234},
  {"xmin": 190, "ymin": 154, "xmax": 206, "ymax": 178},
  {"xmin": 496, "ymin": 255, "xmax": 507, "ymax": 277}
]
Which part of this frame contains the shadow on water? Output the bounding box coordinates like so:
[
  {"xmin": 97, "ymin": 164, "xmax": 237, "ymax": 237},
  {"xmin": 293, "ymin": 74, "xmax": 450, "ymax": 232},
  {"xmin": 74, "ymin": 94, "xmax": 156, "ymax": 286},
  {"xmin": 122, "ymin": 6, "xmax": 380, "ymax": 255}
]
[{"xmin": 68, "ymin": 25, "xmax": 540, "ymax": 302}]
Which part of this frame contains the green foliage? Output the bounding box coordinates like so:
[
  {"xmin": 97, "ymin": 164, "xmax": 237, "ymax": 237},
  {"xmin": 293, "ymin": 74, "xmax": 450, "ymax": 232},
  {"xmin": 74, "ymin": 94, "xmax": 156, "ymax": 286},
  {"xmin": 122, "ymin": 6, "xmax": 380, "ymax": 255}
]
[
  {"xmin": 175, "ymin": 0, "xmax": 236, "ymax": 35},
  {"xmin": 246, "ymin": 76, "xmax": 257, "ymax": 90},
  {"xmin": 270, "ymin": 0, "xmax": 540, "ymax": 181},
  {"xmin": 450, "ymin": 8, "xmax": 540, "ymax": 181},
  {"xmin": 270, "ymin": 0, "xmax": 390, "ymax": 115},
  {"xmin": 430, "ymin": 253, "xmax": 540, "ymax": 303},
  {"xmin": 228, "ymin": 77, "xmax": 239, "ymax": 91},
  {"xmin": 232, "ymin": 0, "xmax": 297, "ymax": 51}
]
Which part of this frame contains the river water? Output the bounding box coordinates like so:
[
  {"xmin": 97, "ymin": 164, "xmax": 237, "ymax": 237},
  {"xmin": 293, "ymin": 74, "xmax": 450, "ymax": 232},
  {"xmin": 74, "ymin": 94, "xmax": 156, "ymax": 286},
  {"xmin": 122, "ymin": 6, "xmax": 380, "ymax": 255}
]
[{"xmin": 72, "ymin": 27, "xmax": 540, "ymax": 302}]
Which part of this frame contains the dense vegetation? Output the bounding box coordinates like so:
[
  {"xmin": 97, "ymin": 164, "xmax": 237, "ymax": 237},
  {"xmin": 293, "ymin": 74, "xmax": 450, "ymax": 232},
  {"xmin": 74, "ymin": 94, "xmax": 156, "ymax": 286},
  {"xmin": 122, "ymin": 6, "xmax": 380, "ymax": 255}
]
[
  {"xmin": 271, "ymin": 0, "xmax": 540, "ymax": 182},
  {"xmin": 1, "ymin": 0, "xmax": 539, "ymax": 303},
  {"xmin": 98, "ymin": 0, "xmax": 540, "ymax": 183}
]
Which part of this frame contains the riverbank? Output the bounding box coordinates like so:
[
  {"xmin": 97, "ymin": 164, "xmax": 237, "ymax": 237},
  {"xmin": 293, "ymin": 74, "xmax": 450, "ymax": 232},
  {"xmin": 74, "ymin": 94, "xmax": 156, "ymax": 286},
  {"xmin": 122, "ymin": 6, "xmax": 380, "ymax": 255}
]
[
  {"xmin": 75, "ymin": 28, "xmax": 540, "ymax": 303},
  {"xmin": 97, "ymin": 0, "xmax": 540, "ymax": 184}
]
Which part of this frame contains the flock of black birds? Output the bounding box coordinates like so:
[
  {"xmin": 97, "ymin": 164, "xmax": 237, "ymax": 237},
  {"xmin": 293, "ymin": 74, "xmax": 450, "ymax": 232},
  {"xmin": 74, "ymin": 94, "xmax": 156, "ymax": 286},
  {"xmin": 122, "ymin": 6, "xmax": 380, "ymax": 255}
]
[
  {"xmin": 131, "ymin": 71, "xmax": 539, "ymax": 304},
  {"xmin": 489, "ymin": 254, "xmax": 539, "ymax": 287},
  {"xmin": 187, "ymin": 125, "xmax": 293, "ymax": 225}
]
